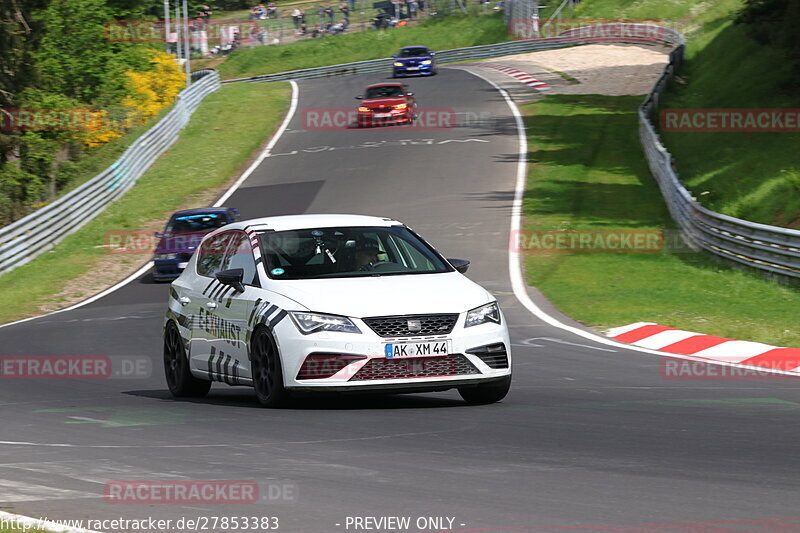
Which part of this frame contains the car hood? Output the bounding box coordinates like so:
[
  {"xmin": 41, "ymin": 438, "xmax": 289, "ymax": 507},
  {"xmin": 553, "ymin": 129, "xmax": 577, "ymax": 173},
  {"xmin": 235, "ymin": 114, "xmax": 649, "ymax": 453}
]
[
  {"xmin": 361, "ymin": 97, "xmax": 407, "ymax": 108},
  {"xmin": 269, "ymin": 272, "xmax": 493, "ymax": 318},
  {"xmin": 397, "ymin": 56, "xmax": 432, "ymax": 62}
]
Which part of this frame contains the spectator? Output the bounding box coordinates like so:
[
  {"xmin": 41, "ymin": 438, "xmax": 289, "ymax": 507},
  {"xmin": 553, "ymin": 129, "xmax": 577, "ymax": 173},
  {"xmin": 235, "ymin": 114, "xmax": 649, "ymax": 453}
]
[
  {"xmin": 317, "ymin": 4, "xmax": 326, "ymax": 23},
  {"xmin": 339, "ymin": 2, "xmax": 350, "ymax": 21},
  {"xmin": 198, "ymin": 5, "xmax": 212, "ymax": 23},
  {"xmin": 266, "ymin": 2, "xmax": 278, "ymax": 19},
  {"xmin": 408, "ymin": 0, "xmax": 417, "ymax": 18},
  {"xmin": 325, "ymin": 5, "xmax": 335, "ymax": 23},
  {"xmin": 292, "ymin": 7, "xmax": 304, "ymax": 28},
  {"xmin": 298, "ymin": 21, "xmax": 307, "ymax": 35}
]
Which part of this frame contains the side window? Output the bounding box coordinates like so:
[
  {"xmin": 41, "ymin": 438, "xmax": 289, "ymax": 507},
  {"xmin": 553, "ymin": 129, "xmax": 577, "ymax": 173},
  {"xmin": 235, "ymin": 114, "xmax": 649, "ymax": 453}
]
[
  {"xmin": 196, "ymin": 232, "xmax": 232, "ymax": 278},
  {"xmin": 221, "ymin": 232, "xmax": 258, "ymax": 285},
  {"xmin": 391, "ymin": 234, "xmax": 434, "ymax": 270}
]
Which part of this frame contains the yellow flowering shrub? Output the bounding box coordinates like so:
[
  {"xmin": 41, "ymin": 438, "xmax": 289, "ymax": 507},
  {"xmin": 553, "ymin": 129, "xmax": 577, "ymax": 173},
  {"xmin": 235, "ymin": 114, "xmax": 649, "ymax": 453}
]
[
  {"xmin": 122, "ymin": 50, "xmax": 186, "ymax": 121},
  {"xmin": 82, "ymin": 110, "xmax": 123, "ymax": 148},
  {"xmin": 83, "ymin": 50, "xmax": 184, "ymax": 147}
]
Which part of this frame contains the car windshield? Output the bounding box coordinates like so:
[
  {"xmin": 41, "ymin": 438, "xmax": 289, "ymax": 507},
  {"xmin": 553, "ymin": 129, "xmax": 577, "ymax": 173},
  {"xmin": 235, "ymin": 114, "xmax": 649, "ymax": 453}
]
[
  {"xmin": 166, "ymin": 213, "xmax": 228, "ymax": 233},
  {"xmin": 259, "ymin": 226, "xmax": 452, "ymax": 279},
  {"xmin": 364, "ymin": 86, "xmax": 404, "ymax": 99},
  {"xmin": 399, "ymin": 47, "xmax": 429, "ymax": 57}
]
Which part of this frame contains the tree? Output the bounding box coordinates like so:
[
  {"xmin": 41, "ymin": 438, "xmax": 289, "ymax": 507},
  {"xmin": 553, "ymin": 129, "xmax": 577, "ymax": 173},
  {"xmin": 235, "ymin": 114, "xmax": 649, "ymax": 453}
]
[{"xmin": 737, "ymin": 0, "xmax": 800, "ymax": 83}]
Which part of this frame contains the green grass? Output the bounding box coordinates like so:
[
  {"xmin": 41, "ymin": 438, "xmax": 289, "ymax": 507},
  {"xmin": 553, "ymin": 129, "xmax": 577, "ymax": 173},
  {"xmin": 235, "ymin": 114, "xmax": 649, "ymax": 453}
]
[
  {"xmin": 521, "ymin": 94, "xmax": 800, "ymax": 347},
  {"xmin": 0, "ymin": 82, "xmax": 291, "ymax": 326},
  {"xmin": 217, "ymin": 12, "xmax": 509, "ymax": 79},
  {"xmin": 660, "ymin": 23, "xmax": 800, "ymax": 227}
]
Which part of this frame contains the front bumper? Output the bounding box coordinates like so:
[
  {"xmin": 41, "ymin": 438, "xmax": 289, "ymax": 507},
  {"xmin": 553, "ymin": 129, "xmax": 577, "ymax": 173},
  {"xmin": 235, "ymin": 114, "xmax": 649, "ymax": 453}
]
[
  {"xmin": 357, "ymin": 112, "xmax": 412, "ymax": 126},
  {"xmin": 152, "ymin": 260, "xmax": 187, "ymax": 281},
  {"xmin": 393, "ymin": 65, "xmax": 434, "ymax": 76},
  {"xmin": 275, "ymin": 314, "xmax": 511, "ymax": 391}
]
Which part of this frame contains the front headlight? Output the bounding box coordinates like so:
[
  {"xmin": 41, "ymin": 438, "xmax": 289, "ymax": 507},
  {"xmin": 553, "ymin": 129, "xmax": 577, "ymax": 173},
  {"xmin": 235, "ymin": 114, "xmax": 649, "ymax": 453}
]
[
  {"xmin": 421, "ymin": 60, "xmax": 432, "ymax": 65},
  {"xmin": 358, "ymin": 106, "xmax": 370, "ymax": 112},
  {"xmin": 464, "ymin": 302, "xmax": 501, "ymax": 328},
  {"xmin": 289, "ymin": 312, "xmax": 362, "ymax": 335},
  {"xmin": 155, "ymin": 253, "xmax": 179, "ymax": 260},
  {"xmin": 394, "ymin": 103, "xmax": 407, "ymax": 109},
  {"xmin": 393, "ymin": 62, "xmax": 404, "ymax": 66}
]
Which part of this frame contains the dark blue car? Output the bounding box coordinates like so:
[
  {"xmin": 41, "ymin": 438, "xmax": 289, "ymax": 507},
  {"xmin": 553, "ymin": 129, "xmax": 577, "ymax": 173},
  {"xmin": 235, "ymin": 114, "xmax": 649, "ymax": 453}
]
[
  {"xmin": 392, "ymin": 45, "xmax": 437, "ymax": 77},
  {"xmin": 152, "ymin": 207, "xmax": 240, "ymax": 282}
]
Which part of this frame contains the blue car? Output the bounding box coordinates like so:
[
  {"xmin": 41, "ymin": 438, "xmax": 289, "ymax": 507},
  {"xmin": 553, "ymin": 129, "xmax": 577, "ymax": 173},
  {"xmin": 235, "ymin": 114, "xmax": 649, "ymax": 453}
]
[
  {"xmin": 392, "ymin": 45, "xmax": 437, "ymax": 77},
  {"xmin": 152, "ymin": 207, "xmax": 240, "ymax": 282}
]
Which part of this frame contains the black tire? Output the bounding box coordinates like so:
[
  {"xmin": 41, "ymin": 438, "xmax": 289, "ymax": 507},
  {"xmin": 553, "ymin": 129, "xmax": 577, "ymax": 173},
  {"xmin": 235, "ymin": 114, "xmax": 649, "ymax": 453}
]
[
  {"xmin": 250, "ymin": 327, "xmax": 290, "ymax": 408},
  {"xmin": 164, "ymin": 321, "xmax": 211, "ymax": 398},
  {"xmin": 458, "ymin": 375, "xmax": 511, "ymax": 405}
]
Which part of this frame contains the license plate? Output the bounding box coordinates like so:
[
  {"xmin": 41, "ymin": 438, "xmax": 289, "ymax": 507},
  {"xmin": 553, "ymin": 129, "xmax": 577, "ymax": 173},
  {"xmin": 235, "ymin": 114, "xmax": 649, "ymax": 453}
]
[
  {"xmin": 384, "ymin": 340, "xmax": 451, "ymax": 358},
  {"xmin": 406, "ymin": 66, "xmax": 419, "ymax": 70},
  {"xmin": 374, "ymin": 113, "xmax": 391, "ymax": 118},
  {"xmin": 177, "ymin": 262, "xmax": 188, "ymax": 269}
]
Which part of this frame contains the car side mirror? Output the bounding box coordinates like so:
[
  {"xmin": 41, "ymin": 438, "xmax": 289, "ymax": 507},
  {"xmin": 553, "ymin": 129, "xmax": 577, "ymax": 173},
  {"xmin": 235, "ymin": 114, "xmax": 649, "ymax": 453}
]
[
  {"xmin": 448, "ymin": 258, "xmax": 470, "ymax": 274},
  {"xmin": 355, "ymin": 95, "xmax": 363, "ymax": 99},
  {"xmin": 407, "ymin": 91, "xmax": 414, "ymax": 96},
  {"xmin": 391, "ymin": 54, "xmax": 398, "ymax": 58},
  {"xmin": 154, "ymin": 232, "xmax": 164, "ymax": 239},
  {"xmin": 216, "ymin": 268, "xmax": 245, "ymax": 293},
  {"xmin": 430, "ymin": 52, "xmax": 436, "ymax": 56}
]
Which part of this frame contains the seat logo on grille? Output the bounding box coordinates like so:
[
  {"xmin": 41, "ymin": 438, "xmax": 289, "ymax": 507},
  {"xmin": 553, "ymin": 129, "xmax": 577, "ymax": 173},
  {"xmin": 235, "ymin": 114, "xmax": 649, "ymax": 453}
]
[{"xmin": 407, "ymin": 320, "xmax": 422, "ymax": 332}]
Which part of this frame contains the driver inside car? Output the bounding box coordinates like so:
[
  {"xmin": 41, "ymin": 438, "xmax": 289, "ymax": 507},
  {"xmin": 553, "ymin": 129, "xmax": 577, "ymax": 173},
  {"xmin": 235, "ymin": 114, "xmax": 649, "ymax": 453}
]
[{"xmin": 354, "ymin": 238, "xmax": 382, "ymax": 271}]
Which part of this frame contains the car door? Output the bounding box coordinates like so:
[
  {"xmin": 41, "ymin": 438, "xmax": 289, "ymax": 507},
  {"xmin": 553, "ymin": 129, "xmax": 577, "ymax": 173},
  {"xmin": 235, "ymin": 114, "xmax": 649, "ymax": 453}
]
[
  {"xmin": 188, "ymin": 230, "xmax": 235, "ymax": 376},
  {"xmin": 206, "ymin": 230, "xmax": 259, "ymax": 385}
]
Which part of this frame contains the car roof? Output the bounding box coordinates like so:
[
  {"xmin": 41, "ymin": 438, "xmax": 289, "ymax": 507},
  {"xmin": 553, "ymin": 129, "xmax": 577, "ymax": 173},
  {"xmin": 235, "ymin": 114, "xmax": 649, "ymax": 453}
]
[
  {"xmin": 220, "ymin": 214, "xmax": 403, "ymax": 233},
  {"xmin": 171, "ymin": 207, "xmax": 232, "ymax": 218},
  {"xmin": 366, "ymin": 82, "xmax": 404, "ymax": 88},
  {"xmin": 401, "ymin": 45, "xmax": 429, "ymax": 50}
]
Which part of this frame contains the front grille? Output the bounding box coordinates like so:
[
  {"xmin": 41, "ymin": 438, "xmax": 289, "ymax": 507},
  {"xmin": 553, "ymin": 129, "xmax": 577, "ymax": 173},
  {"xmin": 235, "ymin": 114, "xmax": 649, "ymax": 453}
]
[
  {"xmin": 350, "ymin": 354, "xmax": 478, "ymax": 381},
  {"xmin": 373, "ymin": 106, "xmax": 392, "ymax": 113},
  {"xmin": 467, "ymin": 343, "xmax": 509, "ymax": 369},
  {"xmin": 363, "ymin": 314, "xmax": 459, "ymax": 338}
]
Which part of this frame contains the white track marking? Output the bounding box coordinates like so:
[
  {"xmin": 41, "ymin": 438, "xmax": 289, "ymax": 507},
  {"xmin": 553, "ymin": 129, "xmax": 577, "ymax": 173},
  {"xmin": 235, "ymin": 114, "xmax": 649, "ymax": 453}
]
[
  {"xmin": 0, "ymin": 81, "xmax": 299, "ymax": 331},
  {"xmin": 462, "ymin": 69, "xmax": 799, "ymax": 378}
]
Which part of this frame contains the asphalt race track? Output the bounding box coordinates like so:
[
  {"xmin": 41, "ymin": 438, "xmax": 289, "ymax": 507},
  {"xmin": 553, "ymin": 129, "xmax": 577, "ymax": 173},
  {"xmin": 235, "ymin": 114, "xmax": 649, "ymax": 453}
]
[{"xmin": 2, "ymin": 68, "xmax": 800, "ymax": 532}]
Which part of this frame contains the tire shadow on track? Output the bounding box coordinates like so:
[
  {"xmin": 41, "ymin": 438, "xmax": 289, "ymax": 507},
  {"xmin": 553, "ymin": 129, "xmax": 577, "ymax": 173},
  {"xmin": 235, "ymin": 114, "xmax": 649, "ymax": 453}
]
[{"xmin": 124, "ymin": 389, "xmax": 470, "ymax": 410}]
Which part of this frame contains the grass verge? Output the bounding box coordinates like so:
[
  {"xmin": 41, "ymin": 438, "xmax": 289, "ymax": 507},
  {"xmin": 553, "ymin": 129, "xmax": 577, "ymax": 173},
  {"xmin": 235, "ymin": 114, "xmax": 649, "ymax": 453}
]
[
  {"xmin": 521, "ymin": 94, "xmax": 800, "ymax": 347},
  {"xmin": 0, "ymin": 81, "xmax": 291, "ymax": 326},
  {"xmin": 217, "ymin": 12, "xmax": 509, "ymax": 79},
  {"xmin": 659, "ymin": 23, "xmax": 800, "ymax": 227},
  {"xmin": 520, "ymin": 0, "xmax": 800, "ymax": 345}
]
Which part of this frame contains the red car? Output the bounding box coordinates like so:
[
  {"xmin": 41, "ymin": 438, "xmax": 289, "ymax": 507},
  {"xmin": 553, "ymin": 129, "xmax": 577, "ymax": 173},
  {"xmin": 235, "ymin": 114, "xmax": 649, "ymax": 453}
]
[{"xmin": 356, "ymin": 82, "xmax": 417, "ymax": 127}]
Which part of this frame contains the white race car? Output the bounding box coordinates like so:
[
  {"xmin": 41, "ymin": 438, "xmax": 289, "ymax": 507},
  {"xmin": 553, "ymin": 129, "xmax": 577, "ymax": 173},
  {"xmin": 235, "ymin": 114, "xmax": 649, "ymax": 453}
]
[{"xmin": 164, "ymin": 214, "xmax": 511, "ymax": 407}]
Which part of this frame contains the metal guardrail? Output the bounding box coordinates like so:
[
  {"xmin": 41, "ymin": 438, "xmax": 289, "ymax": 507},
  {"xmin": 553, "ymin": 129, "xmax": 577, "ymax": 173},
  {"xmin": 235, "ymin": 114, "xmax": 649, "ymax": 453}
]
[
  {"xmin": 639, "ymin": 43, "xmax": 800, "ymax": 280},
  {"xmin": 222, "ymin": 24, "xmax": 682, "ymax": 84},
  {"xmin": 0, "ymin": 70, "xmax": 221, "ymax": 275}
]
